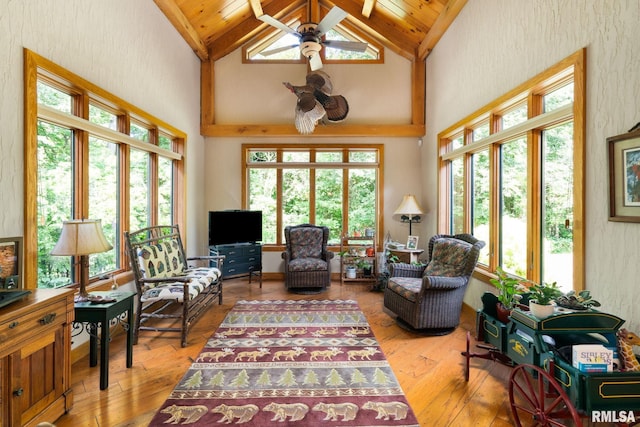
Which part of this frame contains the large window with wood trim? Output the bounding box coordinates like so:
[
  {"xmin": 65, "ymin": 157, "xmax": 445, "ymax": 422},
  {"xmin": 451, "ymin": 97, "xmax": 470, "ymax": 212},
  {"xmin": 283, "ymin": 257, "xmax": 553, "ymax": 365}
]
[
  {"xmin": 24, "ymin": 49, "xmax": 185, "ymax": 290},
  {"xmin": 243, "ymin": 144, "xmax": 383, "ymax": 246},
  {"xmin": 438, "ymin": 50, "xmax": 585, "ymax": 292}
]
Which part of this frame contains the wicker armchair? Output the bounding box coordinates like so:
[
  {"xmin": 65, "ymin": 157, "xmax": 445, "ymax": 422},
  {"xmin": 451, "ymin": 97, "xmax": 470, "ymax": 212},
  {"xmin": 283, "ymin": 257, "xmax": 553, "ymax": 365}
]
[
  {"xmin": 282, "ymin": 224, "xmax": 334, "ymax": 293},
  {"xmin": 383, "ymin": 233, "xmax": 485, "ymax": 335}
]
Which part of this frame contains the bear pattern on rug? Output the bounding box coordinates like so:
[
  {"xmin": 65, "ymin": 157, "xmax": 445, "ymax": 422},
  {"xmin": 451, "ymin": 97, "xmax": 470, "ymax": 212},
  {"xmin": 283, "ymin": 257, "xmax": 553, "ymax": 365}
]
[{"xmin": 148, "ymin": 300, "xmax": 419, "ymax": 426}]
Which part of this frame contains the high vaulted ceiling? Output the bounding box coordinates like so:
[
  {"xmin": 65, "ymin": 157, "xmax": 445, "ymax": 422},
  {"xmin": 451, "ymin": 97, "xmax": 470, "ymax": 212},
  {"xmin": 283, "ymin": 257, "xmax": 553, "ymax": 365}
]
[
  {"xmin": 153, "ymin": 0, "xmax": 467, "ymax": 136},
  {"xmin": 154, "ymin": 0, "xmax": 466, "ymax": 63}
]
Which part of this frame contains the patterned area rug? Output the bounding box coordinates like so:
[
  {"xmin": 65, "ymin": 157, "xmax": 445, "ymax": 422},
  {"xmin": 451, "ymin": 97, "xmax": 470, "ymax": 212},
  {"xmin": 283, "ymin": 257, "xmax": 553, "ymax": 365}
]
[{"xmin": 148, "ymin": 300, "xmax": 418, "ymax": 426}]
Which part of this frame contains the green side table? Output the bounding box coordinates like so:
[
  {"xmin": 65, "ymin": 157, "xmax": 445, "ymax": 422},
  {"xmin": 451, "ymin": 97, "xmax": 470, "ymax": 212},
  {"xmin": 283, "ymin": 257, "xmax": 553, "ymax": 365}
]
[{"xmin": 73, "ymin": 291, "xmax": 135, "ymax": 390}]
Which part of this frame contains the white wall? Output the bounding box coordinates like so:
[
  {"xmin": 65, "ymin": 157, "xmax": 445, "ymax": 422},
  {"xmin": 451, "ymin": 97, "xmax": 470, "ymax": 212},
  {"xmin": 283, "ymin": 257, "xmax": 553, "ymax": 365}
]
[
  {"xmin": 425, "ymin": 0, "xmax": 640, "ymax": 332},
  {"xmin": 214, "ymin": 50, "xmax": 412, "ymax": 124},
  {"xmin": 0, "ymin": 0, "xmax": 206, "ymax": 253},
  {"xmin": 207, "ymin": 49, "xmax": 425, "ymax": 271}
]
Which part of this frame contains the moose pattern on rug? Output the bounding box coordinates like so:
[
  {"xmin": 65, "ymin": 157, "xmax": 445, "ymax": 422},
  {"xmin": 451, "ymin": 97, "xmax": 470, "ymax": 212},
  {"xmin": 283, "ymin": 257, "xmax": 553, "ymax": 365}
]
[{"xmin": 149, "ymin": 300, "xmax": 418, "ymax": 426}]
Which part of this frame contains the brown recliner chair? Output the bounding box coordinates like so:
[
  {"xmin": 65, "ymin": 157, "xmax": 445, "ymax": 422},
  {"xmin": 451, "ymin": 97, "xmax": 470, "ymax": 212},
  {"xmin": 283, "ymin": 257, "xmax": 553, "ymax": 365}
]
[
  {"xmin": 384, "ymin": 233, "xmax": 485, "ymax": 335},
  {"xmin": 282, "ymin": 224, "xmax": 334, "ymax": 293}
]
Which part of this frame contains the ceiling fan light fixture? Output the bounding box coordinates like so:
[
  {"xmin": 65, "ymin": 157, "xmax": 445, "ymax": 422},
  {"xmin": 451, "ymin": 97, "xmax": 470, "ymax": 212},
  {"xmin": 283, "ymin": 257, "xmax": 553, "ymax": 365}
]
[
  {"xmin": 300, "ymin": 41, "xmax": 322, "ymax": 59},
  {"xmin": 297, "ymin": 23, "xmax": 318, "ymax": 34}
]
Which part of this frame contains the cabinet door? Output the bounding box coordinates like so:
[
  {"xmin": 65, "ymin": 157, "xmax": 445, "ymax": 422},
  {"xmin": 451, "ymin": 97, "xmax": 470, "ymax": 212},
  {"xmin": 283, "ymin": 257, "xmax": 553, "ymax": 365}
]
[{"xmin": 8, "ymin": 327, "xmax": 65, "ymax": 426}]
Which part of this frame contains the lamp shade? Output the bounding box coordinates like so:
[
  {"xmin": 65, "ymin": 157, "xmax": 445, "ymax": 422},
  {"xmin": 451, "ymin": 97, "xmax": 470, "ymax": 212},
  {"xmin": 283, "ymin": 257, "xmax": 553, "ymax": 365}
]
[
  {"xmin": 51, "ymin": 219, "xmax": 113, "ymax": 256},
  {"xmin": 394, "ymin": 194, "xmax": 424, "ymax": 216}
]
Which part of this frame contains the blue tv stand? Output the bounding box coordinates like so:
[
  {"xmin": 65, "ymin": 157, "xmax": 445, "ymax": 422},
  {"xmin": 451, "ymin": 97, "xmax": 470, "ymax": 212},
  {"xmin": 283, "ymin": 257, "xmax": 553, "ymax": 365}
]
[{"xmin": 209, "ymin": 242, "xmax": 262, "ymax": 287}]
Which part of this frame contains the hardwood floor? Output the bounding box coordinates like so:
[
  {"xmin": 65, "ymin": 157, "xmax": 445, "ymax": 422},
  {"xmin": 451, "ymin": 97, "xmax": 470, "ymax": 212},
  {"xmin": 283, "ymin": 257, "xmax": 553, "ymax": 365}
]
[{"xmin": 54, "ymin": 279, "xmax": 518, "ymax": 427}]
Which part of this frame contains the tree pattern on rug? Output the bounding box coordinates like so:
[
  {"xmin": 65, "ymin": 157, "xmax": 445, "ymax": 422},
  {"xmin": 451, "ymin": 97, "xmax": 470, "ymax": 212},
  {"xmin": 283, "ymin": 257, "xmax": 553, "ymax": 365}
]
[{"xmin": 148, "ymin": 300, "xmax": 419, "ymax": 426}]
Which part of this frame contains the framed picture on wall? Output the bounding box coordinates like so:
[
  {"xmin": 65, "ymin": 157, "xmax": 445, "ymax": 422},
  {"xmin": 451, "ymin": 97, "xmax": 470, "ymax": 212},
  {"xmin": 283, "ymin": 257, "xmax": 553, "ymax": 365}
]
[
  {"xmin": 608, "ymin": 129, "xmax": 640, "ymax": 222},
  {"xmin": 406, "ymin": 236, "xmax": 419, "ymax": 250},
  {"xmin": 0, "ymin": 236, "xmax": 22, "ymax": 289}
]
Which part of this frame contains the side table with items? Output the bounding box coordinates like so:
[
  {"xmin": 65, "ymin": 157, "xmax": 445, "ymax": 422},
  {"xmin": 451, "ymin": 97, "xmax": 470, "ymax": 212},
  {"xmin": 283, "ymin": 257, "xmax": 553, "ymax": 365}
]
[
  {"xmin": 340, "ymin": 234, "xmax": 377, "ymax": 285},
  {"xmin": 73, "ymin": 290, "xmax": 135, "ymax": 390},
  {"xmin": 387, "ymin": 248, "xmax": 424, "ymax": 264}
]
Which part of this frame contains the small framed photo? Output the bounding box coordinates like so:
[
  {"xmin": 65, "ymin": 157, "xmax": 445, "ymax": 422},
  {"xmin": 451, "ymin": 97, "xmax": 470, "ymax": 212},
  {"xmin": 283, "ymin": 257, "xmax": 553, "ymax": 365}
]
[
  {"xmin": 406, "ymin": 235, "xmax": 419, "ymax": 250},
  {"xmin": 608, "ymin": 129, "xmax": 640, "ymax": 222},
  {"xmin": 0, "ymin": 236, "xmax": 22, "ymax": 289}
]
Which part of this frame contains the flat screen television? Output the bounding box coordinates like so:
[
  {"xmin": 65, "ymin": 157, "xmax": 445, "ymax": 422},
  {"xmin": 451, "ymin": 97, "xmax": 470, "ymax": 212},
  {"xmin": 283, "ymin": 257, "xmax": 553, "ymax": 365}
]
[{"xmin": 208, "ymin": 210, "xmax": 262, "ymax": 246}]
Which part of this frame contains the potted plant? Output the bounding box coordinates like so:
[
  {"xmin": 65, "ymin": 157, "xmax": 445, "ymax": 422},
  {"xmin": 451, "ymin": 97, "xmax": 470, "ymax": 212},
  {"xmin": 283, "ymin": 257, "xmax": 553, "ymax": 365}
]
[
  {"xmin": 489, "ymin": 267, "xmax": 526, "ymax": 323},
  {"xmin": 528, "ymin": 281, "xmax": 563, "ymax": 318},
  {"xmin": 555, "ymin": 290, "xmax": 601, "ymax": 310},
  {"xmin": 345, "ymin": 264, "xmax": 357, "ymax": 279},
  {"xmin": 356, "ymin": 259, "xmax": 372, "ymax": 277}
]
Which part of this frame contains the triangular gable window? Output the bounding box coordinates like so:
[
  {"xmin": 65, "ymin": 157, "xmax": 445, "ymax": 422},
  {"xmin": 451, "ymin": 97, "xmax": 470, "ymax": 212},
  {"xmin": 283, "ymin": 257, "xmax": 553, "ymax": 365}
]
[
  {"xmin": 243, "ymin": 21, "xmax": 382, "ymax": 65},
  {"xmin": 323, "ymin": 28, "xmax": 379, "ymax": 60}
]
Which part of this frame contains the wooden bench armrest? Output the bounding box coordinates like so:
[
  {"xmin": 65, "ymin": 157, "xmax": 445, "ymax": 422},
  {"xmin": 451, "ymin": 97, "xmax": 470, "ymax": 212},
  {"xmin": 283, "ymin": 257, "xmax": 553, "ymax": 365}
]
[
  {"xmin": 187, "ymin": 255, "xmax": 225, "ymax": 262},
  {"xmin": 139, "ymin": 276, "xmax": 191, "ymax": 284}
]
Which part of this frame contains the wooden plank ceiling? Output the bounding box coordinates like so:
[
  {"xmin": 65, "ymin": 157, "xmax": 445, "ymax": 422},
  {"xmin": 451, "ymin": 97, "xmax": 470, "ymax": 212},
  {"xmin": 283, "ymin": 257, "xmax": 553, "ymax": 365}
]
[
  {"xmin": 153, "ymin": 0, "xmax": 467, "ymax": 137},
  {"xmin": 154, "ymin": 0, "xmax": 465, "ymax": 62}
]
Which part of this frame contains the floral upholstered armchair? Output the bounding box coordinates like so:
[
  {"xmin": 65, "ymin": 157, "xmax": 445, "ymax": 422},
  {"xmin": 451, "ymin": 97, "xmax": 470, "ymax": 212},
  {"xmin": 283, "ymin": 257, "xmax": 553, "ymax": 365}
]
[
  {"xmin": 383, "ymin": 233, "xmax": 485, "ymax": 335},
  {"xmin": 282, "ymin": 224, "xmax": 334, "ymax": 293}
]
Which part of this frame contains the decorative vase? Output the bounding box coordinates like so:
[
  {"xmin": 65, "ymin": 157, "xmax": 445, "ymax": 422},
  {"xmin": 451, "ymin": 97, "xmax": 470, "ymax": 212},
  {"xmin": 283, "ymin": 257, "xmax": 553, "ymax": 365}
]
[
  {"xmin": 363, "ymin": 266, "xmax": 373, "ymax": 277},
  {"xmin": 345, "ymin": 266, "xmax": 357, "ymax": 279},
  {"xmin": 496, "ymin": 303, "xmax": 511, "ymax": 324},
  {"xmin": 529, "ymin": 301, "xmax": 555, "ymax": 319}
]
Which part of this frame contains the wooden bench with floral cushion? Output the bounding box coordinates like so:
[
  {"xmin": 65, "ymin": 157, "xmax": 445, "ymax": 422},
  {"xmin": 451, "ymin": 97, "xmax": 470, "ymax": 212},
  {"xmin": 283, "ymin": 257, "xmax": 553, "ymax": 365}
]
[{"xmin": 125, "ymin": 225, "xmax": 224, "ymax": 347}]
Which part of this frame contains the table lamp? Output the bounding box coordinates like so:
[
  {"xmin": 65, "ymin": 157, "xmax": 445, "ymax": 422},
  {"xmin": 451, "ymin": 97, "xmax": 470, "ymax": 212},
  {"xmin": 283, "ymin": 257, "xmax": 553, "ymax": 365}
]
[
  {"xmin": 51, "ymin": 219, "xmax": 113, "ymax": 302},
  {"xmin": 394, "ymin": 194, "xmax": 424, "ymax": 235}
]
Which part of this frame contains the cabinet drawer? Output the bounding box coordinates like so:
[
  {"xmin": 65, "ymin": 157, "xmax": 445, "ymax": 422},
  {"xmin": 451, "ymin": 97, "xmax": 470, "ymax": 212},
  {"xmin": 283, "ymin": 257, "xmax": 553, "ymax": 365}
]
[
  {"xmin": 221, "ymin": 248, "xmax": 242, "ymax": 257},
  {"xmin": 246, "ymin": 255, "xmax": 260, "ymax": 265},
  {"xmin": 224, "ymin": 263, "xmax": 250, "ymax": 276},
  {"xmin": 244, "ymin": 246, "xmax": 261, "ymax": 256},
  {"xmin": 0, "ymin": 298, "xmax": 67, "ymax": 354},
  {"xmin": 225, "ymin": 257, "xmax": 242, "ymax": 266}
]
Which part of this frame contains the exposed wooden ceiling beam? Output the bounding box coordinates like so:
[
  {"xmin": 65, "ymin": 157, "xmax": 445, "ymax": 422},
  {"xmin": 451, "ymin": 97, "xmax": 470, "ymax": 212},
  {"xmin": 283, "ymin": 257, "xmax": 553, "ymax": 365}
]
[
  {"xmin": 418, "ymin": 0, "xmax": 467, "ymax": 60},
  {"xmin": 201, "ymin": 123, "xmax": 425, "ymax": 137},
  {"xmin": 361, "ymin": 0, "xmax": 376, "ymax": 18},
  {"xmin": 336, "ymin": 0, "xmax": 417, "ymax": 59},
  {"xmin": 153, "ymin": 0, "xmax": 209, "ymax": 61}
]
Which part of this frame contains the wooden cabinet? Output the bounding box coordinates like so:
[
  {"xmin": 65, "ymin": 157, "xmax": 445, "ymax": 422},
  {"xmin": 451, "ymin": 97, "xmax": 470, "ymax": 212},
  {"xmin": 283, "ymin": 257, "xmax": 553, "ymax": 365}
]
[
  {"xmin": 0, "ymin": 289, "xmax": 74, "ymax": 426},
  {"xmin": 210, "ymin": 242, "xmax": 262, "ymax": 285},
  {"xmin": 340, "ymin": 235, "xmax": 377, "ymax": 285}
]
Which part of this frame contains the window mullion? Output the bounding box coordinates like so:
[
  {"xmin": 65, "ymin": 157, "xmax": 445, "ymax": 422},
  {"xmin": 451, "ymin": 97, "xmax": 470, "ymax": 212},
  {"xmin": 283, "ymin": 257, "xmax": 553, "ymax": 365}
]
[
  {"xmin": 310, "ymin": 150, "xmax": 316, "ymax": 223},
  {"xmin": 527, "ymin": 129, "xmax": 542, "ymax": 284},
  {"xmin": 276, "ymin": 150, "xmax": 284, "ymax": 245},
  {"xmin": 489, "ymin": 144, "xmax": 500, "ymax": 272}
]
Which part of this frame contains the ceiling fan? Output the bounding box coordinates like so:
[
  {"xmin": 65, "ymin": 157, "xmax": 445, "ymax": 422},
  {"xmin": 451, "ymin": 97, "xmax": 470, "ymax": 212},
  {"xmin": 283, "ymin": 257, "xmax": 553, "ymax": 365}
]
[{"xmin": 258, "ymin": 6, "xmax": 368, "ymax": 70}]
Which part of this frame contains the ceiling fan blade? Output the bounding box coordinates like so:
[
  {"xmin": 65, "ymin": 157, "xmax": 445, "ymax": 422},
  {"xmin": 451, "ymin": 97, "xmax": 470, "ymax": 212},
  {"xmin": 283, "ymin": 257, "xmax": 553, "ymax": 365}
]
[
  {"xmin": 323, "ymin": 40, "xmax": 368, "ymax": 52},
  {"xmin": 316, "ymin": 7, "xmax": 348, "ymax": 35},
  {"xmin": 309, "ymin": 53, "xmax": 323, "ymax": 71},
  {"xmin": 260, "ymin": 44, "xmax": 300, "ymax": 56},
  {"xmin": 258, "ymin": 14, "xmax": 300, "ymax": 36}
]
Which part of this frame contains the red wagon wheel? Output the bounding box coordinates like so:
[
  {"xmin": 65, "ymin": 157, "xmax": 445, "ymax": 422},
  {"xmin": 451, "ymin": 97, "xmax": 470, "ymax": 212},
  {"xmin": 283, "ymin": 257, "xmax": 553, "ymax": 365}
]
[
  {"xmin": 509, "ymin": 364, "xmax": 582, "ymax": 427},
  {"xmin": 463, "ymin": 331, "xmax": 472, "ymax": 381}
]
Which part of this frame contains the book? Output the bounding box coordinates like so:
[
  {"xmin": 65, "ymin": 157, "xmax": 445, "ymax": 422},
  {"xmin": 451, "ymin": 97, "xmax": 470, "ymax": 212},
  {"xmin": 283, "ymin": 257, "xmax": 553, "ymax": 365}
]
[{"xmin": 572, "ymin": 344, "xmax": 613, "ymax": 372}]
